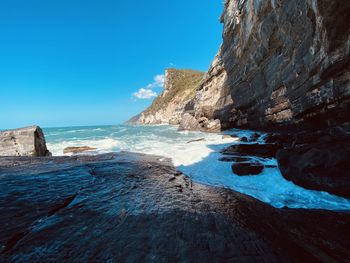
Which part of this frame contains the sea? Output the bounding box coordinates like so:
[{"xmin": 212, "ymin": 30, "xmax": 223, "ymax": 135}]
[{"xmin": 43, "ymin": 124, "xmax": 350, "ymax": 211}]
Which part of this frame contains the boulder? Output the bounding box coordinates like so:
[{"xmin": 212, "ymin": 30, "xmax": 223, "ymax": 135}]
[
  {"xmin": 178, "ymin": 113, "xmax": 221, "ymax": 133},
  {"xmin": 249, "ymin": 132, "xmax": 261, "ymax": 142},
  {"xmin": 178, "ymin": 113, "xmax": 201, "ymax": 131},
  {"xmin": 63, "ymin": 146, "xmax": 97, "ymax": 154},
  {"xmin": 0, "ymin": 126, "xmax": 51, "ymax": 157},
  {"xmin": 239, "ymin": 137, "xmax": 248, "ymax": 142},
  {"xmin": 201, "ymin": 119, "xmax": 221, "ymax": 132},
  {"xmin": 222, "ymin": 143, "xmax": 279, "ymax": 158},
  {"xmin": 197, "ymin": 117, "xmax": 221, "ymax": 132},
  {"xmin": 232, "ymin": 162, "xmax": 264, "ymax": 176},
  {"xmin": 277, "ymin": 132, "xmax": 350, "ymax": 198}
]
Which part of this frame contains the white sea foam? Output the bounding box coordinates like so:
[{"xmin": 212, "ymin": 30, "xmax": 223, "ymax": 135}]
[
  {"xmin": 47, "ymin": 137, "xmax": 120, "ymax": 156},
  {"xmin": 45, "ymin": 125, "xmax": 350, "ymax": 211}
]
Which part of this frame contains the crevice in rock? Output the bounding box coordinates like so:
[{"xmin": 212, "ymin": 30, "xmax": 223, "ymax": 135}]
[
  {"xmin": 1, "ymin": 230, "xmax": 29, "ymax": 254},
  {"xmin": 48, "ymin": 193, "xmax": 78, "ymax": 217}
]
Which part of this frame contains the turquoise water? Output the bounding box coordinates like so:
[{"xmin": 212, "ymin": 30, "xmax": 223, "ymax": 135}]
[{"xmin": 44, "ymin": 124, "xmax": 350, "ymax": 211}]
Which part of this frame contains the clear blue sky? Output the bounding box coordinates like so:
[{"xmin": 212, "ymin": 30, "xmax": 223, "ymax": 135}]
[{"xmin": 0, "ymin": 0, "xmax": 223, "ymax": 129}]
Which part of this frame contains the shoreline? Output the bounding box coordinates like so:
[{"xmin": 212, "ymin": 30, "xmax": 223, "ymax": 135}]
[
  {"xmin": 42, "ymin": 124, "xmax": 350, "ymax": 211},
  {"xmin": 1, "ymin": 151, "xmax": 349, "ymax": 261}
]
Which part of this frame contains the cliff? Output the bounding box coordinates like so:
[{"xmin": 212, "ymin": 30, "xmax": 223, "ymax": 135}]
[
  {"xmin": 130, "ymin": 0, "xmax": 350, "ymax": 197},
  {"xmin": 185, "ymin": 0, "xmax": 350, "ymax": 131},
  {"xmin": 133, "ymin": 0, "xmax": 349, "ymax": 132},
  {"xmin": 130, "ymin": 69, "xmax": 204, "ymax": 125}
]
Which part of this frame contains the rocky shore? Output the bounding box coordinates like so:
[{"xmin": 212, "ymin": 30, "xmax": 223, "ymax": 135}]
[
  {"xmin": 217, "ymin": 126, "xmax": 350, "ymax": 198},
  {"xmin": 1, "ymin": 0, "xmax": 350, "ymax": 261},
  {"xmin": 1, "ymin": 152, "xmax": 349, "ymax": 262},
  {"xmin": 129, "ymin": 0, "xmax": 350, "ymax": 201}
]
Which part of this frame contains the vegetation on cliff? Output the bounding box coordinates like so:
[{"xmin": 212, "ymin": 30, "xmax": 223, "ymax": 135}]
[{"xmin": 144, "ymin": 69, "xmax": 204, "ymax": 116}]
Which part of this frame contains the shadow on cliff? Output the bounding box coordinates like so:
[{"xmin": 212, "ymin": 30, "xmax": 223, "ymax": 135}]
[{"xmin": 211, "ymin": 0, "xmax": 350, "ymax": 132}]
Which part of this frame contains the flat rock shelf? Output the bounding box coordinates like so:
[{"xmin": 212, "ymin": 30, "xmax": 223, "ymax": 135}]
[{"xmin": 0, "ymin": 152, "xmax": 349, "ymax": 262}]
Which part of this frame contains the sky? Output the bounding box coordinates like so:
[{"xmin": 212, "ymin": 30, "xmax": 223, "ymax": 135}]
[{"xmin": 0, "ymin": 0, "xmax": 223, "ymax": 129}]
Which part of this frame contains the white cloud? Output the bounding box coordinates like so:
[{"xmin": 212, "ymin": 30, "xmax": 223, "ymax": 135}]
[
  {"xmin": 133, "ymin": 88, "xmax": 157, "ymax": 99},
  {"xmin": 132, "ymin": 74, "xmax": 164, "ymax": 100},
  {"xmin": 146, "ymin": 74, "xmax": 165, "ymax": 89}
]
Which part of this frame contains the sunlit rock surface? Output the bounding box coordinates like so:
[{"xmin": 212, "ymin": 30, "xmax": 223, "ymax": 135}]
[
  {"xmin": 1, "ymin": 152, "xmax": 350, "ymax": 262},
  {"xmin": 0, "ymin": 126, "xmax": 51, "ymax": 157},
  {"xmin": 129, "ymin": 69, "xmax": 204, "ymax": 125}
]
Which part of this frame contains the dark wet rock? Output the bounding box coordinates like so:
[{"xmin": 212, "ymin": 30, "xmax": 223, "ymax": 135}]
[
  {"xmin": 47, "ymin": 193, "xmax": 78, "ymax": 217},
  {"xmin": 232, "ymin": 162, "xmax": 264, "ymax": 176},
  {"xmin": 265, "ymin": 133, "xmax": 293, "ymax": 146},
  {"xmin": 63, "ymin": 146, "xmax": 97, "ymax": 154},
  {"xmin": 174, "ymin": 170, "xmax": 182, "ymax": 177},
  {"xmin": 186, "ymin": 138, "xmax": 205, "ymax": 144},
  {"xmin": 218, "ymin": 156, "xmax": 251, "ymax": 162},
  {"xmin": 239, "ymin": 136, "xmax": 248, "ymax": 142},
  {"xmin": 277, "ymin": 132, "xmax": 350, "ymax": 198},
  {"xmin": 222, "ymin": 143, "xmax": 279, "ymax": 158},
  {"xmin": 0, "ymin": 126, "xmax": 51, "ymax": 157},
  {"xmin": 265, "ymin": 165, "xmax": 278, "ymax": 169},
  {"xmin": 0, "ymin": 152, "xmax": 350, "ymax": 262},
  {"xmin": 265, "ymin": 126, "xmax": 350, "ymax": 198},
  {"xmin": 266, "ymin": 127, "xmax": 349, "ymax": 146},
  {"xmin": 168, "ymin": 176, "xmax": 176, "ymax": 182},
  {"xmin": 249, "ymin": 132, "xmax": 261, "ymax": 142}
]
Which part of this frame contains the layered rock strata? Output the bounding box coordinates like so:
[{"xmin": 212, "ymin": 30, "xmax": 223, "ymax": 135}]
[
  {"xmin": 135, "ymin": 0, "xmax": 350, "ymax": 132},
  {"xmin": 185, "ymin": 0, "xmax": 350, "ymax": 131},
  {"xmin": 131, "ymin": 0, "xmax": 350, "ymax": 196},
  {"xmin": 165, "ymin": 0, "xmax": 350, "ymax": 197}
]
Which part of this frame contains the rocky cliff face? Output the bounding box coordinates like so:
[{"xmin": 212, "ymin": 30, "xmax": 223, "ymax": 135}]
[
  {"xmin": 176, "ymin": 0, "xmax": 350, "ymax": 197},
  {"xmin": 186, "ymin": 0, "xmax": 350, "ymax": 131},
  {"xmin": 131, "ymin": 69, "xmax": 204, "ymax": 125}
]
